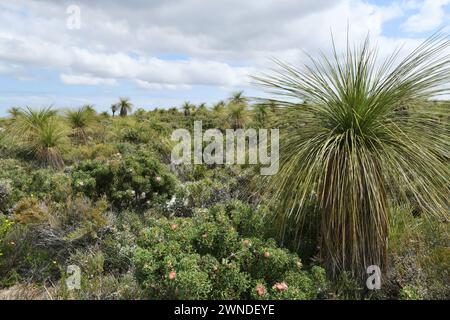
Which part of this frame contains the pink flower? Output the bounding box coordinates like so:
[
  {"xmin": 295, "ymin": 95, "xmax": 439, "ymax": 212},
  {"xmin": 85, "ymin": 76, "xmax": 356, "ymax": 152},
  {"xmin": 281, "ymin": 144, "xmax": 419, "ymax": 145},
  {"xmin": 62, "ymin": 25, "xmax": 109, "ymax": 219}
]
[
  {"xmin": 170, "ymin": 223, "xmax": 178, "ymax": 230},
  {"xmin": 263, "ymin": 251, "xmax": 270, "ymax": 258},
  {"xmin": 255, "ymin": 284, "xmax": 266, "ymax": 296},
  {"xmin": 169, "ymin": 271, "xmax": 176, "ymax": 281},
  {"xmin": 273, "ymin": 282, "xmax": 288, "ymax": 292}
]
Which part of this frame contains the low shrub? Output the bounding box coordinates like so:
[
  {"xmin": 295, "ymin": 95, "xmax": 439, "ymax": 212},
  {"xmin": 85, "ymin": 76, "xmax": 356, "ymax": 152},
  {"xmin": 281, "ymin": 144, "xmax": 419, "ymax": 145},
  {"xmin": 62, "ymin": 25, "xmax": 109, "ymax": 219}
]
[
  {"xmin": 386, "ymin": 206, "xmax": 450, "ymax": 299},
  {"xmin": 71, "ymin": 151, "xmax": 178, "ymax": 210},
  {"xmin": 13, "ymin": 197, "xmax": 48, "ymax": 224},
  {"xmin": 134, "ymin": 201, "xmax": 329, "ymax": 300},
  {"xmin": 57, "ymin": 249, "xmax": 142, "ymax": 300}
]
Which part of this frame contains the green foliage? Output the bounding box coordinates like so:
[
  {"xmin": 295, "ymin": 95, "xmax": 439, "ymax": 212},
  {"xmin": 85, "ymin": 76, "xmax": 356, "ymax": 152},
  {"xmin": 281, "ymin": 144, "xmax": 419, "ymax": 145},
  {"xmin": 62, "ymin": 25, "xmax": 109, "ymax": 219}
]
[
  {"xmin": 8, "ymin": 107, "xmax": 69, "ymax": 169},
  {"xmin": 386, "ymin": 206, "xmax": 449, "ymax": 299},
  {"xmin": 72, "ymin": 151, "xmax": 177, "ymax": 209},
  {"xmin": 57, "ymin": 249, "xmax": 142, "ymax": 300},
  {"xmin": 134, "ymin": 202, "xmax": 329, "ymax": 300},
  {"xmin": 0, "ymin": 180, "xmax": 13, "ymax": 213},
  {"xmin": 0, "ymin": 81, "xmax": 448, "ymax": 299},
  {"xmin": 28, "ymin": 169, "xmax": 72, "ymax": 202},
  {"xmin": 65, "ymin": 106, "xmax": 96, "ymax": 143},
  {"xmin": 0, "ymin": 159, "xmax": 31, "ymax": 207},
  {"xmin": 254, "ymin": 34, "xmax": 450, "ymax": 277},
  {"xmin": 0, "ymin": 223, "xmax": 59, "ymax": 287},
  {"xmin": 117, "ymin": 98, "xmax": 133, "ymax": 117}
]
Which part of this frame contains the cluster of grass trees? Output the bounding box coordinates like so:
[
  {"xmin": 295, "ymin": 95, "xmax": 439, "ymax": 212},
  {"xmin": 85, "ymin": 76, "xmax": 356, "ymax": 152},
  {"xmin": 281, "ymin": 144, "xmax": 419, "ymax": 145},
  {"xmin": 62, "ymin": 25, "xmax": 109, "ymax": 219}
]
[
  {"xmin": 0, "ymin": 35, "xmax": 448, "ymax": 300},
  {"xmin": 2, "ymin": 90, "xmax": 273, "ymax": 171}
]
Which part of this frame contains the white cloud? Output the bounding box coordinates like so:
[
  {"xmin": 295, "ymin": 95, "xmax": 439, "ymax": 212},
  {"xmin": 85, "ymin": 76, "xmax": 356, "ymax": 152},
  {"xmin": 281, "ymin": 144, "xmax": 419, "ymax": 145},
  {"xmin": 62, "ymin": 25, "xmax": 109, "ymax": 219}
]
[
  {"xmin": 60, "ymin": 74, "xmax": 117, "ymax": 86},
  {"xmin": 0, "ymin": 0, "xmax": 446, "ymax": 96},
  {"xmin": 134, "ymin": 80, "xmax": 191, "ymax": 91},
  {"xmin": 402, "ymin": 0, "xmax": 450, "ymax": 33}
]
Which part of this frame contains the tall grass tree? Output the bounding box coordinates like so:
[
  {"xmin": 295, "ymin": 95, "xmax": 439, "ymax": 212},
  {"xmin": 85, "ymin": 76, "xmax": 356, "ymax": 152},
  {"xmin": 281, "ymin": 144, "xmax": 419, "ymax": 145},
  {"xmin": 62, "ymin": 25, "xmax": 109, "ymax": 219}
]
[
  {"xmin": 118, "ymin": 98, "xmax": 133, "ymax": 117},
  {"xmin": 254, "ymin": 33, "xmax": 450, "ymax": 277}
]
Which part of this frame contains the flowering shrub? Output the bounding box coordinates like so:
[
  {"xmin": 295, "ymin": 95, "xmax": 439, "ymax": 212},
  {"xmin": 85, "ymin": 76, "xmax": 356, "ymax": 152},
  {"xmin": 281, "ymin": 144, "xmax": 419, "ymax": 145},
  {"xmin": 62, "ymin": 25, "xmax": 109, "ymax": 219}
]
[
  {"xmin": 0, "ymin": 159, "xmax": 30, "ymax": 206},
  {"xmin": 27, "ymin": 169, "xmax": 72, "ymax": 203},
  {"xmin": 134, "ymin": 201, "xmax": 329, "ymax": 299},
  {"xmin": 72, "ymin": 151, "xmax": 177, "ymax": 209}
]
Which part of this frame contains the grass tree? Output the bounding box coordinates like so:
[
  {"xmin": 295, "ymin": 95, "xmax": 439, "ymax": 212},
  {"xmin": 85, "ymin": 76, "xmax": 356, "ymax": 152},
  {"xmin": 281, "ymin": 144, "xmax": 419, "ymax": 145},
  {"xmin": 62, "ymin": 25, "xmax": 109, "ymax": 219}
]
[
  {"xmin": 65, "ymin": 105, "xmax": 95, "ymax": 143},
  {"xmin": 118, "ymin": 97, "xmax": 133, "ymax": 117},
  {"xmin": 254, "ymin": 34, "xmax": 450, "ymax": 277},
  {"xmin": 10, "ymin": 107, "xmax": 68, "ymax": 169},
  {"xmin": 229, "ymin": 91, "xmax": 248, "ymax": 106},
  {"xmin": 83, "ymin": 104, "xmax": 96, "ymax": 115},
  {"xmin": 182, "ymin": 101, "xmax": 193, "ymax": 116},
  {"xmin": 226, "ymin": 103, "xmax": 250, "ymax": 130},
  {"xmin": 253, "ymin": 103, "xmax": 270, "ymax": 127},
  {"xmin": 8, "ymin": 107, "xmax": 20, "ymax": 118},
  {"xmin": 212, "ymin": 100, "xmax": 226, "ymax": 114},
  {"xmin": 196, "ymin": 102, "xmax": 208, "ymax": 114},
  {"xmin": 111, "ymin": 103, "xmax": 118, "ymax": 117},
  {"xmin": 226, "ymin": 91, "xmax": 250, "ymax": 129}
]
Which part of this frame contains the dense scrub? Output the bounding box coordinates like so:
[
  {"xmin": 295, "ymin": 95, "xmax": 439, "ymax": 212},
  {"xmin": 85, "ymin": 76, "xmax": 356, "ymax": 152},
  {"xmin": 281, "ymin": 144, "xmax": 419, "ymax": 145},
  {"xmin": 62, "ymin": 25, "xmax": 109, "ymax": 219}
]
[
  {"xmin": 134, "ymin": 202, "xmax": 328, "ymax": 300},
  {"xmin": 0, "ymin": 101, "xmax": 448, "ymax": 300}
]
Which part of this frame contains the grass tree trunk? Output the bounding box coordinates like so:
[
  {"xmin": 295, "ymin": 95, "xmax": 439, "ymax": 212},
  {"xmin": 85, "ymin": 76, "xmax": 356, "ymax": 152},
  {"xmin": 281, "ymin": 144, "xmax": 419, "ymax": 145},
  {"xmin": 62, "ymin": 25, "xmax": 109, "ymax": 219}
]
[{"xmin": 319, "ymin": 151, "xmax": 388, "ymax": 277}]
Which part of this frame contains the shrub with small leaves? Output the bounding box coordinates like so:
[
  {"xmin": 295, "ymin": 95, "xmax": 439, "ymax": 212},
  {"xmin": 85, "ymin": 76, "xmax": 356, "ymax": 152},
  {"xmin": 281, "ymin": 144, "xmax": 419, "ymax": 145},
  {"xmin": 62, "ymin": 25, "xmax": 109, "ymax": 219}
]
[
  {"xmin": 134, "ymin": 201, "xmax": 329, "ymax": 300},
  {"xmin": 71, "ymin": 151, "xmax": 177, "ymax": 210}
]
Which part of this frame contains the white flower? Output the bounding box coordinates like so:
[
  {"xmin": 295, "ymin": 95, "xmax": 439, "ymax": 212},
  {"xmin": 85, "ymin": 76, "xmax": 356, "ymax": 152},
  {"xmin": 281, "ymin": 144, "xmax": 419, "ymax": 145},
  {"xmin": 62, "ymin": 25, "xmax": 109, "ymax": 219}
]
[{"xmin": 166, "ymin": 195, "xmax": 176, "ymax": 208}]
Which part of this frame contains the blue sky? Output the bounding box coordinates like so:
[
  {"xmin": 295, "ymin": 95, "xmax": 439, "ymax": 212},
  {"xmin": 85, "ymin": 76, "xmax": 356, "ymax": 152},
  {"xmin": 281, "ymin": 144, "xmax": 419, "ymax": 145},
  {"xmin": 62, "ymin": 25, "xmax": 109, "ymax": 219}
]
[{"xmin": 0, "ymin": 0, "xmax": 449, "ymax": 116}]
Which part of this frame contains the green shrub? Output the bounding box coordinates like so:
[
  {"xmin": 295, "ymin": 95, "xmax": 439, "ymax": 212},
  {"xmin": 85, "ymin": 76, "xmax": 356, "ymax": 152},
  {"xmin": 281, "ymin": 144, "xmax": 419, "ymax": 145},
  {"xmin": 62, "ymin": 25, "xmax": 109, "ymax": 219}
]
[
  {"xmin": 134, "ymin": 202, "xmax": 329, "ymax": 300},
  {"xmin": 386, "ymin": 206, "xmax": 450, "ymax": 299},
  {"xmin": 27, "ymin": 169, "xmax": 72, "ymax": 203},
  {"xmin": 0, "ymin": 223, "xmax": 60, "ymax": 287},
  {"xmin": 0, "ymin": 159, "xmax": 30, "ymax": 205},
  {"xmin": 49, "ymin": 196, "xmax": 109, "ymax": 241},
  {"xmin": 57, "ymin": 249, "xmax": 142, "ymax": 300},
  {"xmin": 72, "ymin": 151, "xmax": 177, "ymax": 210},
  {"xmin": 0, "ymin": 180, "xmax": 13, "ymax": 213}
]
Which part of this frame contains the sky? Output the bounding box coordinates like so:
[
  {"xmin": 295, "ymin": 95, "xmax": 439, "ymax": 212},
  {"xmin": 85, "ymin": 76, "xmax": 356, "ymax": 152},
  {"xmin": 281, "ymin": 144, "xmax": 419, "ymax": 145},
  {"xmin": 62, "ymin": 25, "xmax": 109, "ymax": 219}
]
[{"xmin": 0, "ymin": 0, "xmax": 449, "ymax": 115}]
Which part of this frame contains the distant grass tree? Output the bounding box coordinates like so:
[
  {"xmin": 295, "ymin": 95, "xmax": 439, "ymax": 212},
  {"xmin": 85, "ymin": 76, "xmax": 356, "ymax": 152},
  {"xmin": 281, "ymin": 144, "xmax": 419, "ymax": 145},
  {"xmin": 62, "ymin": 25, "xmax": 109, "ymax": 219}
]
[
  {"xmin": 254, "ymin": 34, "xmax": 450, "ymax": 277},
  {"xmin": 65, "ymin": 105, "xmax": 95, "ymax": 143},
  {"xmin": 182, "ymin": 101, "xmax": 193, "ymax": 116},
  {"xmin": 253, "ymin": 103, "xmax": 270, "ymax": 127},
  {"xmin": 10, "ymin": 107, "xmax": 68, "ymax": 169},
  {"xmin": 8, "ymin": 107, "xmax": 20, "ymax": 118},
  {"xmin": 226, "ymin": 103, "xmax": 250, "ymax": 130},
  {"xmin": 229, "ymin": 91, "xmax": 248, "ymax": 106},
  {"xmin": 226, "ymin": 92, "xmax": 250, "ymax": 129},
  {"xmin": 212, "ymin": 100, "xmax": 226, "ymax": 114},
  {"xmin": 196, "ymin": 102, "xmax": 208, "ymax": 114},
  {"xmin": 118, "ymin": 98, "xmax": 133, "ymax": 117},
  {"xmin": 111, "ymin": 103, "xmax": 118, "ymax": 117}
]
